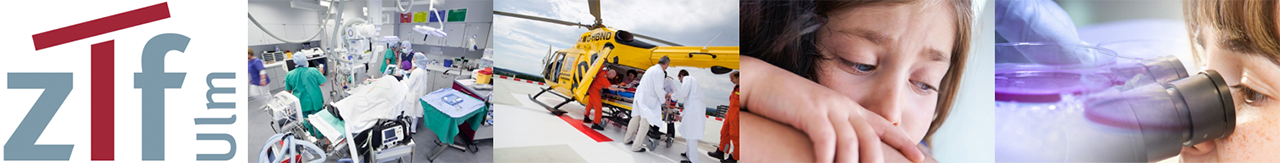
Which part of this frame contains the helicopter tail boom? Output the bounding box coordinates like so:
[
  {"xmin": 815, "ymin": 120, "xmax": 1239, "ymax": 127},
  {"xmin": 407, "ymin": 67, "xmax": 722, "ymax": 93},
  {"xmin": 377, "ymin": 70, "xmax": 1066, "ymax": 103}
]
[{"xmin": 650, "ymin": 46, "xmax": 739, "ymax": 70}]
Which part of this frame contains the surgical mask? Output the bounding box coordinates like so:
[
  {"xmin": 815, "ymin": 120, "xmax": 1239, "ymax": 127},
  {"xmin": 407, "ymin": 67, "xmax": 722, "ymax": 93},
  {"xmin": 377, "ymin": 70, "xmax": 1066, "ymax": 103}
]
[{"xmin": 995, "ymin": 42, "xmax": 1235, "ymax": 162}]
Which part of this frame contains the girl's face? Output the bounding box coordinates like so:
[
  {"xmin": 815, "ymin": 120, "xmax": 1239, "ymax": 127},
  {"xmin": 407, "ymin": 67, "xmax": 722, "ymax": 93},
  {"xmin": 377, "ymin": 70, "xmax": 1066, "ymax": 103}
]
[
  {"xmin": 812, "ymin": 1, "xmax": 956, "ymax": 143},
  {"xmin": 1180, "ymin": 27, "xmax": 1280, "ymax": 162}
]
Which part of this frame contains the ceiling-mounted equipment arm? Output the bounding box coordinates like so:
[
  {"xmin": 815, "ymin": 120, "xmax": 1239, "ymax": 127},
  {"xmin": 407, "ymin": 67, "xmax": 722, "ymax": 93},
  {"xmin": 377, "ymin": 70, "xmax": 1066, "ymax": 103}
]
[
  {"xmin": 395, "ymin": 0, "xmax": 415, "ymax": 13},
  {"xmin": 248, "ymin": 0, "xmax": 337, "ymax": 44}
]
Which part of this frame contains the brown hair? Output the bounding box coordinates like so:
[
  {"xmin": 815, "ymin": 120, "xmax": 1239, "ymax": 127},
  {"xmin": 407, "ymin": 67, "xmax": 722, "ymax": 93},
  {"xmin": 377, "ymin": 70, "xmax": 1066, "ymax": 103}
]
[
  {"xmin": 1185, "ymin": 0, "xmax": 1280, "ymax": 66},
  {"xmin": 248, "ymin": 48, "xmax": 255, "ymax": 56},
  {"xmin": 742, "ymin": 0, "xmax": 971, "ymax": 144}
]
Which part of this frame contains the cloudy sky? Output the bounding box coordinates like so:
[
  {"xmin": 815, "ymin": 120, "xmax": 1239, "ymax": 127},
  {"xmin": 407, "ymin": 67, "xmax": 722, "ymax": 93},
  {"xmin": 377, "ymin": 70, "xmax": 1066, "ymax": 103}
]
[{"xmin": 493, "ymin": 0, "xmax": 740, "ymax": 108}]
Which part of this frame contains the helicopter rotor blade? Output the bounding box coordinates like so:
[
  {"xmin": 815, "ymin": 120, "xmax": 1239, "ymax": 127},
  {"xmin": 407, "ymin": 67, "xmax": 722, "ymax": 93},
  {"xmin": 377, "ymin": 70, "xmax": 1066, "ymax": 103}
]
[
  {"xmin": 544, "ymin": 45, "xmax": 553, "ymax": 66},
  {"xmin": 494, "ymin": 10, "xmax": 590, "ymax": 28},
  {"xmin": 631, "ymin": 33, "xmax": 683, "ymax": 46},
  {"xmin": 588, "ymin": 0, "xmax": 601, "ymax": 25}
]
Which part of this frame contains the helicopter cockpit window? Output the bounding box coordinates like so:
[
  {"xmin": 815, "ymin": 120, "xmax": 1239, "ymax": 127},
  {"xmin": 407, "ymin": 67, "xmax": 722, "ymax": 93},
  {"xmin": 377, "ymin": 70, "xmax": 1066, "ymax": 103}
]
[{"xmin": 552, "ymin": 52, "xmax": 567, "ymax": 83}]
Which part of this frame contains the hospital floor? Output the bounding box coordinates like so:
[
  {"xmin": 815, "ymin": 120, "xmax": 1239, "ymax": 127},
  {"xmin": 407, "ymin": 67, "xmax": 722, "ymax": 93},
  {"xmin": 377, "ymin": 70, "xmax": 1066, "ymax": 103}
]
[
  {"xmin": 491, "ymin": 78, "xmax": 723, "ymax": 163},
  {"xmin": 248, "ymin": 69, "xmax": 494, "ymax": 163}
]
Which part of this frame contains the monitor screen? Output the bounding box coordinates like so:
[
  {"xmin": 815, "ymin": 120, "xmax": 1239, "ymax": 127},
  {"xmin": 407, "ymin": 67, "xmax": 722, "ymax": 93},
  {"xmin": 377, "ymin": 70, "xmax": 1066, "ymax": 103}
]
[{"xmin": 383, "ymin": 128, "xmax": 398, "ymax": 142}]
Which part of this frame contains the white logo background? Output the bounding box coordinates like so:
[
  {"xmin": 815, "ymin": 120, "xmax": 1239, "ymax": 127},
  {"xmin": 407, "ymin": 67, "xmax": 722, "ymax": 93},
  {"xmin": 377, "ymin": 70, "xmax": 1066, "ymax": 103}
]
[{"xmin": 0, "ymin": 0, "xmax": 247, "ymax": 162}]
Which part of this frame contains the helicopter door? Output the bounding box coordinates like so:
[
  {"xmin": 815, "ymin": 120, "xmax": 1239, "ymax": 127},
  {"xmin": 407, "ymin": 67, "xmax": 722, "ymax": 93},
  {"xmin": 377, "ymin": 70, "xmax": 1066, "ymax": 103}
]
[{"xmin": 550, "ymin": 52, "xmax": 567, "ymax": 83}]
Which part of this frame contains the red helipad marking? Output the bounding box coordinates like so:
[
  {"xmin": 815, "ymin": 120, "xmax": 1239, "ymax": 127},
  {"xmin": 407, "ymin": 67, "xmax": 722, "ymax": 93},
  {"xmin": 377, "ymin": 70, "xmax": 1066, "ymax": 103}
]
[
  {"xmin": 538, "ymin": 83, "xmax": 545, "ymax": 85},
  {"xmin": 500, "ymin": 76, "xmax": 508, "ymax": 79},
  {"xmin": 514, "ymin": 78, "xmax": 521, "ymax": 81},
  {"xmin": 557, "ymin": 115, "xmax": 612, "ymax": 142}
]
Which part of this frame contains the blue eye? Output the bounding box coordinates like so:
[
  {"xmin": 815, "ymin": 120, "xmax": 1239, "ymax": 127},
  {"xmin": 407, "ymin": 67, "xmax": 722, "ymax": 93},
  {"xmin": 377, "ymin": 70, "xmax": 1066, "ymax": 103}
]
[
  {"xmin": 854, "ymin": 63, "xmax": 876, "ymax": 72},
  {"xmin": 840, "ymin": 59, "xmax": 876, "ymax": 74},
  {"xmin": 912, "ymin": 81, "xmax": 937, "ymax": 93}
]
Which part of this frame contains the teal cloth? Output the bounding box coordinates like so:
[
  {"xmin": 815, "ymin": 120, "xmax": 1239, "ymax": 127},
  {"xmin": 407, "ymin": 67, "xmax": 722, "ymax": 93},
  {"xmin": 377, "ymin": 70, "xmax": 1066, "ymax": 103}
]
[
  {"xmin": 304, "ymin": 110, "xmax": 347, "ymax": 139},
  {"xmin": 422, "ymin": 99, "xmax": 487, "ymax": 144},
  {"xmin": 382, "ymin": 49, "xmax": 395, "ymax": 73},
  {"xmin": 286, "ymin": 67, "xmax": 326, "ymax": 117}
]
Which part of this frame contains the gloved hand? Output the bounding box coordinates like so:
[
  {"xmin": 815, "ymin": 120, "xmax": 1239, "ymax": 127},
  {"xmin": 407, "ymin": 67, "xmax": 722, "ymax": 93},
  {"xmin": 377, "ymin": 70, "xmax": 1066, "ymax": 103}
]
[
  {"xmin": 996, "ymin": 0, "xmax": 1099, "ymax": 65},
  {"xmin": 997, "ymin": 0, "xmax": 1079, "ymax": 44}
]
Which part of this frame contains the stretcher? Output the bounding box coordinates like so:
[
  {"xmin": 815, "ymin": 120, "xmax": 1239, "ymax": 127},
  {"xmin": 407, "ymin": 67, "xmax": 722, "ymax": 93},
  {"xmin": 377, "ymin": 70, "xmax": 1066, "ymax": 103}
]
[
  {"xmin": 330, "ymin": 76, "xmax": 417, "ymax": 163},
  {"xmin": 265, "ymin": 76, "xmax": 418, "ymax": 163}
]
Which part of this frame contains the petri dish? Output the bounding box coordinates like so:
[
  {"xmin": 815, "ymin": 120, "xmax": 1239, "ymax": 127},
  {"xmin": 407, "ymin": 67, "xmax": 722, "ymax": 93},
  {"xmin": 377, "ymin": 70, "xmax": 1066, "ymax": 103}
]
[{"xmin": 995, "ymin": 42, "xmax": 1118, "ymax": 102}]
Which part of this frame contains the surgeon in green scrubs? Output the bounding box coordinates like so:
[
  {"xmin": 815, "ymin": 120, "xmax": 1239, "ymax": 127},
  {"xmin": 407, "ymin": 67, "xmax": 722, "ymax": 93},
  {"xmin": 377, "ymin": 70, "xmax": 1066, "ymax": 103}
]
[
  {"xmin": 286, "ymin": 54, "xmax": 326, "ymax": 117},
  {"xmin": 382, "ymin": 45, "xmax": 396, "ymax": 74}
]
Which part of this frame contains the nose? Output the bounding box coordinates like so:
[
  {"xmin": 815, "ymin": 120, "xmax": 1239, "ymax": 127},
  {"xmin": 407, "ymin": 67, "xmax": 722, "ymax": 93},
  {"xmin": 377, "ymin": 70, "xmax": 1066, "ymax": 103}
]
[{"xmin": 857, "ymin": 73, "xmax": 905, "ymax": 125}]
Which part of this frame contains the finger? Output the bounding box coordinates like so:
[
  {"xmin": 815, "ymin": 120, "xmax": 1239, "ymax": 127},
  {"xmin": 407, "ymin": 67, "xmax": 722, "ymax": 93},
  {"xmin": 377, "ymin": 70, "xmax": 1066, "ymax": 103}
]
[
  {"xmin": 830, "ymin": 112, "xmax": 858, "ymax": 163},
  {"xmin": 852, "ymin": 111, "xmax": 884, "ymax": 163},
  {"xmin": 804, "ymin": 112, "xmax": 840, "ymax": 163},
  {"xmin": 865, "ymin": 113, "xmax": 925, "ymax": 162}
]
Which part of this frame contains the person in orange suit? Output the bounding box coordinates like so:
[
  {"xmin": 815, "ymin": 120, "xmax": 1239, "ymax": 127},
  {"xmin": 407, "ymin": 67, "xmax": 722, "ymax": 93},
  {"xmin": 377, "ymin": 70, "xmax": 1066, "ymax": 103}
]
[
  {"xmin": 585, "ymin": 68, "xmax": 624, "ymax": 130},
  {"xmin": 710, "ymin": 71, "xmax": 740, "ymax": 162}
]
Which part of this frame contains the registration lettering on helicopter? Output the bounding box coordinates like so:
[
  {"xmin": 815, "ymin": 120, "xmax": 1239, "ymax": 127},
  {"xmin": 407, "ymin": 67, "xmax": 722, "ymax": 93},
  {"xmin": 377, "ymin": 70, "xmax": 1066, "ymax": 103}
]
[{"xmin": 582, "ymin": 31, "xmax": 613, "ymax": 42}]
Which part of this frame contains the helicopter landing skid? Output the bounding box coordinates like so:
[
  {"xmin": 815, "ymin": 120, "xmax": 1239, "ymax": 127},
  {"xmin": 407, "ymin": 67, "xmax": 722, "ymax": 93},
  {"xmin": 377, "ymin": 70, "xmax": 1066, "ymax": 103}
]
[{"xmin": 529, "ymin": 87, "xmax": 574, "ymax": 116}]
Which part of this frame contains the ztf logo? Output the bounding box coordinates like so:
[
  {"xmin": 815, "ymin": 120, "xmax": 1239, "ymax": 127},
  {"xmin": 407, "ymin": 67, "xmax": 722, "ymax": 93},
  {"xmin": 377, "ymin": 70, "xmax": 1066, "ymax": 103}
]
[{"xmin": 5, "ymin": 2, "xmax": 238, "ymax": 161}]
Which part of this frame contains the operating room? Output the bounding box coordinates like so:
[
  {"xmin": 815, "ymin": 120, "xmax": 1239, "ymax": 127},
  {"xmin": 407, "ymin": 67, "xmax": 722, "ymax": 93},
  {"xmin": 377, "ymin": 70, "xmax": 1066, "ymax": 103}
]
[{"xmin": 246, "ymin": 0, "xmax": 495, "ymax": 162}]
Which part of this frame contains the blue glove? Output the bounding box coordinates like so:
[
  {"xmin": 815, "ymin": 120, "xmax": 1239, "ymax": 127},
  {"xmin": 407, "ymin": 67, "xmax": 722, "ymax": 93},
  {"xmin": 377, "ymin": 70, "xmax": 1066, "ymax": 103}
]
[
  {"xmin": 996, "ymin": 0, "xmax": 1100, "ymax": 65},
  {"xmin": 997, "ymin": 0, "xmax": 1080, "ymax": 43}
]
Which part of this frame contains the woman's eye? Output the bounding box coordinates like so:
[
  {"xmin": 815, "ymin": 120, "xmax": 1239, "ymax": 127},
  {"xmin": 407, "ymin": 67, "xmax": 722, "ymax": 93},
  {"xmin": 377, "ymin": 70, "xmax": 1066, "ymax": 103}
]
[
  {"xmin": 911, "ymin": 80, "xmax": 937, "ymax": 93},
  {"xmin": 1233, "ymin": 85, "xmax": 1270, "ymax": 106}
]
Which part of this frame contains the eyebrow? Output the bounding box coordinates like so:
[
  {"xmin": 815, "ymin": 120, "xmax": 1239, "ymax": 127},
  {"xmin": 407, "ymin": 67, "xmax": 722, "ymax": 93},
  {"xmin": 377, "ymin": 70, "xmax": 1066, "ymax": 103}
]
[
  {"xmin": 844, "ymin": 28, "xmax": 949, "ymax": 62},
  {"xmin": 922, "ymin": 48, "xmax": 949, "ymax": 62},
  {"xmin": 845, "ymin": 29, "xmax": 890, "ymax": 45}
]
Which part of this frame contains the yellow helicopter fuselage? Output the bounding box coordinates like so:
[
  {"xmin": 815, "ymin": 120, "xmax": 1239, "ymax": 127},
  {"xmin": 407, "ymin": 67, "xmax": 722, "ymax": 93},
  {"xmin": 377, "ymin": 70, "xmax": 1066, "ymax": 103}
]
[{"xmin": 538, "ymin": 27, "xmax": 738, "ymax": 110}]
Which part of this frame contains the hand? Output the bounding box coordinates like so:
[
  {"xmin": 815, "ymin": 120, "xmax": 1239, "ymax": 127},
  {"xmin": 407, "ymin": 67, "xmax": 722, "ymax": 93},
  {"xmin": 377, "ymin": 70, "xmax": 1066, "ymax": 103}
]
[
  {"xmin": 740, "ymin": 56, "xmax": 924, "ymax": 163},
  {"xmin": 996, "ymin": 0, "xmax": 1096, "ymax": 65},
  {"xmin": 996, "ymin": 0, "xmax": 1079, "ymax": 44}
]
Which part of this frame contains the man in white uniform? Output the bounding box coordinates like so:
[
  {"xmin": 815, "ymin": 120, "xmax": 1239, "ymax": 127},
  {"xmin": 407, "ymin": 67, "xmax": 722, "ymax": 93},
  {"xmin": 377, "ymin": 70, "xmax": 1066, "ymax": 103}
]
[
  {"xmin": 672, "ymin": 69, "xmax": 706, "ymax": 163},
  {"xmin": 624, "ymin": 56, "xmax": 671, "ymax": 152}
]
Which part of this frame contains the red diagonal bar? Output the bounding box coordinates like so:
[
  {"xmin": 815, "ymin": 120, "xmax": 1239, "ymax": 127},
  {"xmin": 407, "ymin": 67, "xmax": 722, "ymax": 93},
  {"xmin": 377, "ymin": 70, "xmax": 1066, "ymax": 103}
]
[
  {"xmin": 558, "ymin": 115, "xmax": 613, "ymax": 142},
  {"xmin": 90, "ymin": 41, "xmax": 115, "ymax": 161},
  {"xmin": 31, "ymin": 2, "xmax": 169, "ymax": 51}
]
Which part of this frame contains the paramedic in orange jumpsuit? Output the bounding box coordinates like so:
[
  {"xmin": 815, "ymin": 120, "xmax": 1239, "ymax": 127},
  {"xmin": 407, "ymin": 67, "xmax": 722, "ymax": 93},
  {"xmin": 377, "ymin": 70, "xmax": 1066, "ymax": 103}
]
[
  {"xmin": 585, "ymin": 68, "xmax": 622, "ymax": 130},
  {"xmin": 711, "ymin": 71, "xmax": 740, "ymax": 161}
]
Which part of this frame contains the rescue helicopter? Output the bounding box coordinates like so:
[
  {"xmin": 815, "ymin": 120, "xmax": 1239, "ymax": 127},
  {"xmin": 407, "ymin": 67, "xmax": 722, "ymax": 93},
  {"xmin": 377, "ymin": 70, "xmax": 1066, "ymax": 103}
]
[{"xmin": 493, "ymin": 0, "xmax": 739, "ymax": 125}]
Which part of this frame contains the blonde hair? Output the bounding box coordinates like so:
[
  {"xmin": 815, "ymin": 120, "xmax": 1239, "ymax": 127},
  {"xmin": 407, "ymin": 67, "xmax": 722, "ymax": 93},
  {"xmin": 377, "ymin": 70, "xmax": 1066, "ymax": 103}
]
[
  {"xmin": 929, "ymin": 0, "xmax": 971, "ymax": 145},
  {"xmin": 1185, "ymin": 0, "xmax": 1280, "ymax": 66}
]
